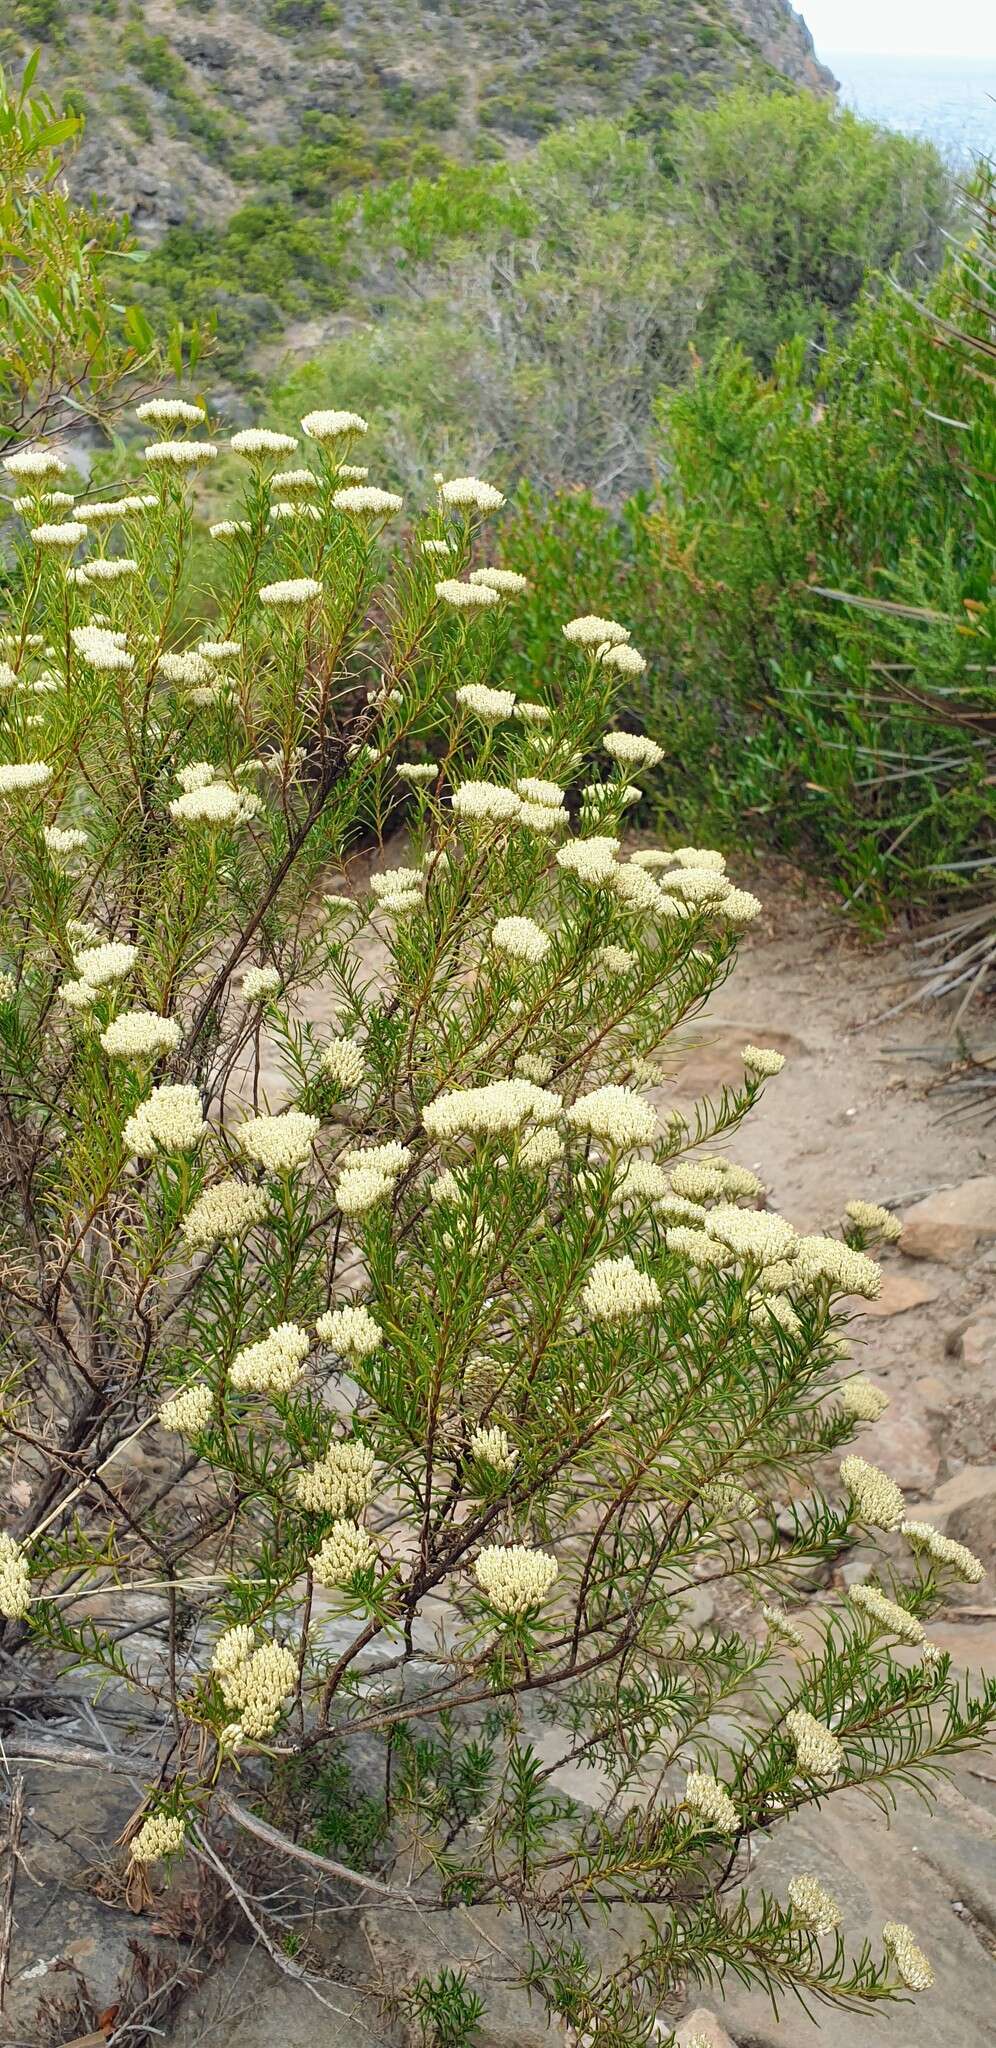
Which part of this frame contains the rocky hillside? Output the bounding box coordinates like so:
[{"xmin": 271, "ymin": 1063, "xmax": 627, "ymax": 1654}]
[{"xmin": 5, "ymin": 0, "xmax": 834, "ymax": 241}]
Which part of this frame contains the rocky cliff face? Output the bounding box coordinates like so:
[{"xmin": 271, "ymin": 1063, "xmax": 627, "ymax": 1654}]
[{"xmin": 9, "ymin": 0, "xmax": 835, "ymax": 241}]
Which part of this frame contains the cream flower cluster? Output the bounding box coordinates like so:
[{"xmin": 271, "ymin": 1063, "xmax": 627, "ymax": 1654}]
[
  {"xmin": 603, "ymin": 730, "xmax": 663, "ymax": 770},
  {"xmin": 100, "ymin": 1010, "xmax": 181, "ymax": 1060},
  {"xmin": 333, "ymin": 485, "xmax": 402, "ymax": 515},
  {"xmin": 182, "ymin": 1178, "xmax": 269, "ymax": 1248},
  {"xmin": 439, "ymin": 475, "xmax": 505, "ymax": 511},
  {"xmin": 882, "ymin": 1922, "xmax": 934, "ymax": 1992},
  {"xmin": 321, "ymin": 1037, "xmax": 364, "ymax": 1091},
  {"xmin": 315, "ymin": 1302, "xmax": 383, "ymax": 1358},
  {"xmin": 0, "ymin": 1532, "xmax": 31, "ymax": 1619},
  {"xmin": 124, "ymin": 1083, "xmax": 206, "ymax": 1156},
  {"xmin": 71, "ymin": 623, "xmax": 134, "ymax": 673},
  {"xmin": 73, "ymin": 940, "xmax": 136, "ymax": 986},
  {"xmin": 582, "ymin": 1255, "xmax": 661, "ymax": 1323},
  {"xmin": 231, "ymin": 427, "xmax": 298, "ymax": 457},
  {"xmin": 296, "ymin": 1439, "xmax": 375, "ymax": 1517},
  {"xmin": 145, "ymin": 440, "xmax": 217, "ymax": 468},
  {"xmin": 243, "ymin": 964, "xmax": 281, "ymax": 1004},
  {"xmin": 793, "ymin": 1234, "xmax": 881, "ymax": 1300},
  {"xmin": 562, "ymin": 614, "xmax": 630, "ymax": 647},
  {"xmin": 456, "ymin": 682, "xmax": 516, "ymax": 719},
  {"xmin": 566, "ymin": 1084, "xmax": 657, "ymax": 1150},
  {"xmin": 237, "ymin": 1110, "xmax": 319, "ymax": 1174},
  {"xmin": 31, "ymin": 519, "xmax": 87, "ymax": 548},
  {"xmin": 612, "ymin": 1158, "xmax": 670, "ymax": 1206},
  {"xmin": 397, "ymin": 761, "xmax": 437, "ymax": 785},
  {"xmin": 555, "ymin": 833, "xmax": 620, "ymax": 885},
  {"xmin": 837, "ymin": 1375, "xmax": 889, "ymax": 1422},
  {"xmin": 490, "ymin": 915, "xmax": 550, "ymax": 966},
  {"xmin": 848, "ymin": 1582, "xmax": 924, "ymax": 1646},
  {"xmin": 705, "ymin": 1204, "xmax": 797, "ymax": 1267},
  {"xmin": 840, "ymin": 1455, "xmax": 905, "ymax": 1530},
  {"xmin": 683, "ymin": 1770, "xmax": 739, "ymax": 1834},
  {"xmin": 130, "ymin": 1811, "xmax": 186, "ymax": 1863},
  {"xmin": 311, "ymin": 1518, "xmax": 375, "ymax": 1585},
  {"xmin": 158, "ymin": 1382, "xmax": 214, "ymax": 1438},
  {"xmin": 519, "ymin": 1125, "xmax": 565, "ymax": 1171},
  {"xmin": 258, "ymin": 577, "xmax": 322, "ymax": 609},
  {"xmin": 44, "ymin": 824, "xmax": 88, "ymax": 859},
  {"xmin": 669, "ymin": 1156, "xmax": 763, "ymax": 1203},
  {"xmin": 334, "ymin": 1141, "xmax": 410, "ymax": 1217},
  {"xmin": 844, "ymin": 1198, "xmax": 902, "ymax": 1242},
  {"xmin": 424, "ymin": 1078, "xmax": 562, "ymax": 1142},
  {"xmin": 0, "ymin": 761, "xmax": 51, "ymax": 795},
  {"xmin": 3, "ymin": 447, "xmax": 68, "ymax": 478},
  {"xmin": 230, "ymin": 1321, "xmax": 310, "ymax": 1395},
  {"xmin": 901, "ymin": 1520, "xmax": 984, "ymax": 1583},
  {"xmin": 784, "ymin": 1707, "xmax": 843, "ymax": 1780},
  {"xmin": 762, "ymin": 1603, "xmax": 805, "ymax": 1650},
  {"xmin": 212, "ymin": 1629, "xmax": 298, "ymax": 1739},
  {"xmin": 136, "ymin": 398, "xmax": 205, "ymax": 425},
  {"xmin": 301, "ymin": 408, "xmax": 368, "ymax": 440},
  {"xmin": 474, "ymin": 1543, "xmax": 558, "ymax": 1616},
  {"xmin": 169, "ymin": 779, "xmax": 259, "ymax": 826},
  {"xmin": 787, "ymin": 1874, "xmax": 842, "ymax": 1935},
  {"xmin": 75, "ymin": 557, "xmax": 139, "ymax": 584},
  {"xmin": 469, "ymin": 566, "xmax": 527, "ymax": 593},
  {"xmin": 470, "ymin": 1424, "xmax": 517, "ymax": 1474},
  {"xmin": 435, "ymin": 578, "xmax": 500, "ymax": 609},
  {"xmin": 451, "ymin": 779, "xmax": 521, "ymax": 822},
  {"xmin": 370, "ymin": 864, "xmax": 422, "ymax": 900},
  {"xmin": 742, "ymin": 1044, "xmax": 785, "ymax": 1078}
]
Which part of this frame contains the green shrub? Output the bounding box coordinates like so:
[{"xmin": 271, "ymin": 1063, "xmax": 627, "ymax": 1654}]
[{"xmin": 662, "ymin": 87, "xmax": 952, "ymax": 370}]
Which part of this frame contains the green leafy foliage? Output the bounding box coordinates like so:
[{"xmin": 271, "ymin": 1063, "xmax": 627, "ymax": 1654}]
[{"xmin": 0, "ymin": 52, "xmax": 160, "ymax": 449}]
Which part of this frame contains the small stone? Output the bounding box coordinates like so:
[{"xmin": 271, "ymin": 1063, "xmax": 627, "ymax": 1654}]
[
  {"xmin": 916, "ymin": 1464, "xmax": 996, "ymax": 1575},
  {"xmin": 859, "ymin": 1269, "xmax": 940, "ymax": 1317},
  {"xmin": 958, "ymin": 1315, "xmax": 996, "ymax": 1373},
  {"xmin": 859, "ymin": 1403, "xmax": 939, "ymax": 1495},
  {"xmin": 674, "ymin": 2009, "xmax": 740, "ymax": 2048},
  {"xmin": 900, "ymin": 1178, "xmax": 996, "ymax": 1264}
]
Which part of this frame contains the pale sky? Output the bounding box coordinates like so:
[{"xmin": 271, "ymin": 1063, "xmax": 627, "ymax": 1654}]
[{"xmin": 802, "ymin": 0, "xmax": 996, "ymax": 59}]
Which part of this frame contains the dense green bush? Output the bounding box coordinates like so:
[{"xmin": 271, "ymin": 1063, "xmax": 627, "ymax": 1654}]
[
  {"xmin": 663, "ymin": 88, "xmax": 952, "ymax": 371},
  {"xmin": 506, "ymin": 170, "xmax": 993, "ymax": 927}
]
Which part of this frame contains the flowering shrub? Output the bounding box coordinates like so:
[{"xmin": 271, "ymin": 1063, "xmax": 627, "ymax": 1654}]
[{"xmin": 0, "ymin": 401, "xmax": 992, "ymax": 2039}]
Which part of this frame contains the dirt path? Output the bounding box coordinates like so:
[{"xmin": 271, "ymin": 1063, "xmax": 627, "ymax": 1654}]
[{"xmin": 665, "ymin": 863, "xmax": 996, "ymax": 2048}]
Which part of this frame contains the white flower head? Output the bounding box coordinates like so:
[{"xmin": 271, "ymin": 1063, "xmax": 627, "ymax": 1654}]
[
  {"xmin": 439, "ymin": 475, "xmax": 505, "ymax": 511},
  {"xmin": 332, "ymin": 485, "xmax": 403, "ymax": 515},
  {"xmin": 435, "ymin": 578, "xmax": 500, "ymax": 609},
  {"xmin": 230, "ymin": 428, "xmax": 298, "ymax": 457},
  {"xmin": 237, "ymin": 1110, "xmax": 319, "ymax": 1174},
  {"xmin": 300, "ymin": 409, "xmax": 368, "ymax": 441},
  {"xmin": 562, "ymin": 614, "xmax": 630, "ymax": 647},
  {"xmin": 100, "ymin": 1010, "xmax": 181, "ymax": 1060},
  {"xmin": 4, "ymin": 448, "xmax": 68, "ymax": 479},
  {"xmin": 144, "ymin": 441, "xmax": 217, "ymax": 468},
  {"xmin": 258, "ymin": 577, "xmax": 322, "ymax": 610},
  {"xmin": 135, "ymin": 398, "xmax": 206, "ymax": 426},
  {"xmin": 474, "ymin": 1543, "xmax": 557, "ymax": 1615}
]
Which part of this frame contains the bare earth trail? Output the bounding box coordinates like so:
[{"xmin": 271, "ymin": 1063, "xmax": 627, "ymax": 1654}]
[{"xmin": 664, "ymin": 864, "xmax": 996, "ymax": 2048}]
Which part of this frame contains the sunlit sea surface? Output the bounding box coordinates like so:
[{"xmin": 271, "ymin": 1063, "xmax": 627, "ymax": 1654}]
[{"xmin": 824, "ymin": 52, "xmax": 996, "ymax": 164}]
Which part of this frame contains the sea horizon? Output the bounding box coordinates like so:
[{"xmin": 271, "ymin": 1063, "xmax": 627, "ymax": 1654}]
[{"xmin": 822, "ymin": 48, "xmax": 996, "ymax": 162}]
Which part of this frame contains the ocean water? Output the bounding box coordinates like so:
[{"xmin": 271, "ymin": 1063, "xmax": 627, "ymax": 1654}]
[{"xmin": 825, "ymin": 52, "xmax": 996, "ymax": 164}]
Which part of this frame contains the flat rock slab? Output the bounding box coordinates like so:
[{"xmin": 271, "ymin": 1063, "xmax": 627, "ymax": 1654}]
[
  {"xmin": 673, "ymin": 2009, "xmax": 740, "ymax": 2047},
  {"xmin": 667, "ymin": 1026, "xmax": 807, "ymax": 1097},
  {"xmin": 712, "ymin": 1784, "xmax": 994, "ymax": 2048},
  {"xmin": 915, "ymin": 1463, "xmax": 996, "ymax": 1574},
  {"xmin": 859, "ymin": 1269, "xmax": 941, "ymax": 1318},
  {"xmin": 855, "ymin": 1401, "xmax": 940, "ymax": 1494},
  {"xmin": 169, "ymin": 1942, "xmax": 388, "ymax": 2048},
  {"xmin": 900, "ymin": 1178, "xmax": 996, "ymax": 1263}
]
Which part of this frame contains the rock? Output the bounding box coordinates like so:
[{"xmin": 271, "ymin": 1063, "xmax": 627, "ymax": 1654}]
[
  {"xmin": 856, "ymin": 1402, "xmax": 939, "ymax": 1495},
  {"xmin": 914, "ymin": 1373, "xmax": 950, "ymax": 1413},
  {"xmin": 859, "ymin": 1269, "xmax": 940, "ymax": 1318},
  {"xmin": 668, "ymin": 1026, "xmax": 807, "ymax": 1097},
  {"xmin": 673, "ymin": 2008, "xmax": 739, "ymax": 2047},
  {"xmin": 169, "ymin": 1942, "xmax": 382, "ymax": 2048},
  {"xmin": 713, "ymin": 1785, "xmax": 994, "ymax": 2047},
  {"xmin": 916, "ymin": 1464, "xmax": 996, "ymax": 1574},
  {"xmin": 900, "ymin": 1178, "xmax": 996, "ymax": 1263},
  {"xmin": 956, "ymin": 1312, "xmax": 996, "ymax": 1372}
]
